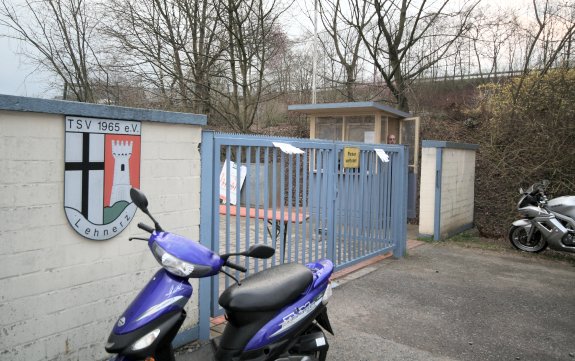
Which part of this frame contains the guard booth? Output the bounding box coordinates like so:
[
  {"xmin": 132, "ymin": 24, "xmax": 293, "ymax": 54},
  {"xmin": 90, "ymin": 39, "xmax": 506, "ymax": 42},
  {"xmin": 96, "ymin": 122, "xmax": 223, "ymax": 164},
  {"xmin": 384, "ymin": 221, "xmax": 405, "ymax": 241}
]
[{"xmin": 288, "ymin": 102, "xmax": 420, "ymax": 218}]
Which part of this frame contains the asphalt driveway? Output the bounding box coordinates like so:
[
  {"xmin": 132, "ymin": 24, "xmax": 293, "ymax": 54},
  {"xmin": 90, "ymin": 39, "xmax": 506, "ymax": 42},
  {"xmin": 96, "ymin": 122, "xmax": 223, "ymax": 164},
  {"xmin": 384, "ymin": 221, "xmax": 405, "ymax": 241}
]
[
  {"xmin": 326, "ymin": 243, "xmax": 575, "ymax": 361},
  {"xmin": 177, "ymin": 243, "xmax": 575, "ymax": 361}
]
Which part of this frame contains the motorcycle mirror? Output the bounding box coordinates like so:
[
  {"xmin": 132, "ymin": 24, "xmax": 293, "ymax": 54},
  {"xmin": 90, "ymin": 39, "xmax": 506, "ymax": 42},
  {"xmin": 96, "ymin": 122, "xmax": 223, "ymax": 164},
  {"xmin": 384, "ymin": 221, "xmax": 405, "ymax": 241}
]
[
  {"xmin": 130, "ymin": 188, "xmax": 164, "ymax": 232},
  {"xmin": 130, "ymin": 188, "xmax": 149, "ymax": 212},
  {"xmin": 245, "ymin": 244, "xmax": 275, "ymax": 259}
]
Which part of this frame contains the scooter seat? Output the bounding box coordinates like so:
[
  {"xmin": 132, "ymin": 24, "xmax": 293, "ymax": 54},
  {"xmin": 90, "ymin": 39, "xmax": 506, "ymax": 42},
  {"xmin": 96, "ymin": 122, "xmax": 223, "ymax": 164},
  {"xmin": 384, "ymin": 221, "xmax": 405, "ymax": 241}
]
[{"xmin": 219, "ymin": 263, "xmax": 313, "ymax": 312}]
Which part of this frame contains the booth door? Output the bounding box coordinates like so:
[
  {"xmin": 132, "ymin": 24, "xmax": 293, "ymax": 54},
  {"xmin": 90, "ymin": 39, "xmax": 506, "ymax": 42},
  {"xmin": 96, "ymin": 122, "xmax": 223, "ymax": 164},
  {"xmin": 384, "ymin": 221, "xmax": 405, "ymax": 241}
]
[{"xmin": 400, "ymin": 117, "xmax": 420, "ymax": 219}]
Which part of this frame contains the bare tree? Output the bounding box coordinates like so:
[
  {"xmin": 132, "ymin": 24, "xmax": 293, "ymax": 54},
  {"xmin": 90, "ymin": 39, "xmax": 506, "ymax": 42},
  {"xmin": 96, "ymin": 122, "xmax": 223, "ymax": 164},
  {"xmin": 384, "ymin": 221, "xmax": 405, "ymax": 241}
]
[
  {"xmin": 534, "ymin": 0, "xmax": 575, "ymax": 73},
  {"xmin": 467, "ymin": 7, "xmax": 518, "ymax": 79},
  {"xmin": 263, "ymin": 28, "xmax": 293, "ymax": 94},
  {"xmin": 212, "ymin": 0, "xmax": 287, "ymax": 132},
  {"xmin": 513, "ymin": 0, "xmax": 575, "ymax": 102},
  {"xmin": 104, "ymin": 0, "xmax": 224, "ymax": 113},
  {"xmin": 317, "ymin": 0, "xmax": 372, "ymax": 101},
  {"xmin": 348, "ymin": 0, "xmax": 477, "ymax": 111},
  {"xmin": 0, "ymin": 0, "xmax": 106, "ymax": 102},
  {"xmin": 105, "ymin": 0, "xmax": 287, "ymax": 131},
  {"xmin": 277, "ymin": 42, "xmax": 315, "ymax": 103}
]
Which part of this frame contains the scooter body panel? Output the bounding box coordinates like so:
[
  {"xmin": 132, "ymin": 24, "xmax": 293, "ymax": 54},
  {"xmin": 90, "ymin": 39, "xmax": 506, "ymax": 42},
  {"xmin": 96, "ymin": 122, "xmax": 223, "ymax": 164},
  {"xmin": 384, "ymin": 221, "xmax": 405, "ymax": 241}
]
[
  {"xmin": 244, "ymin": 260, "xmax": 333, "ymax": 351},
  {"xmin": 150, "ymin": 231, "xmax": 224, "ymax": 277},
  {"xmin": 113, "ymin": 269, "xmax": 192, "ymax": 335},
  {"xmin": 106, "ymin": 308, "xmax": 186, "ymax": 359},
  {"xmin": 309, "ymin": 259, "xmax": 333, "ymax": 288}
]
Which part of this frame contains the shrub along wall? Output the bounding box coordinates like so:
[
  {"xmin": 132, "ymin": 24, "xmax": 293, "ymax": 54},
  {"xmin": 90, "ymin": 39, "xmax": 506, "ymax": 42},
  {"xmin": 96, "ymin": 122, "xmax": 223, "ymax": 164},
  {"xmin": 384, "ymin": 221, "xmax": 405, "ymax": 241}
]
[{"xmin": 420, "ymin": 69, "xmax": 575, "ymax": 237}]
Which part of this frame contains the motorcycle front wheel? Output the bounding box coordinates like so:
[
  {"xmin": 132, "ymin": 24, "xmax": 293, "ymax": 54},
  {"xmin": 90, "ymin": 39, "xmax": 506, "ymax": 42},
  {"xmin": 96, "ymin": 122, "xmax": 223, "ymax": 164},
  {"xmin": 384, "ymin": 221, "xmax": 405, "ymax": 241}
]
[{"xmin": 508, "ymin": 225, "xmax": 547, "ymax": 253}]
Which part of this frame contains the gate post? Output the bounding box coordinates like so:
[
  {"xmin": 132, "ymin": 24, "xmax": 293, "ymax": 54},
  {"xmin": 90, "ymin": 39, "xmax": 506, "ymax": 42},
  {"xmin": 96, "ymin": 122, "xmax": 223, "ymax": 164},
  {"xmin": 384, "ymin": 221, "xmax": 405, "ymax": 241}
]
[
  {"xmin": 392, "ymin": 146, "xmax": 408, "ymax": 258},
  {"xmin": 326, "ymin": 144, "xmax": 338, "ymax": 262},
  {"xmin": 199, "ymin": 130, "xmax": 215, "ymax": 340}
]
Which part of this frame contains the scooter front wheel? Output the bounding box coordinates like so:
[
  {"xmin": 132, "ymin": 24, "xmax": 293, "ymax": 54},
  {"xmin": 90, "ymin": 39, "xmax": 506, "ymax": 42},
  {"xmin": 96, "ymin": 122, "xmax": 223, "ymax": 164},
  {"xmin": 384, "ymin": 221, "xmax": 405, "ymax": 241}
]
[{"xmin": 509, "ymin": 225, "xmax": 547, "ymax": 253}]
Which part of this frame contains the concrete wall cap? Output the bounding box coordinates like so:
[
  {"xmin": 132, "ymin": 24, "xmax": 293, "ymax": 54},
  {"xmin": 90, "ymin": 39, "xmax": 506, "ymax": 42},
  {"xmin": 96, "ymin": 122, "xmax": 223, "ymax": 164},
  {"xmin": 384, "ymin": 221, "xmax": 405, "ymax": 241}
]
[
  {"xmin": 422, "ymin": 140, "xmax": 479, "ymax": 150},
  {"xmin": 0, "ymin": 94, "xmax": 207, "ymax": 125}
]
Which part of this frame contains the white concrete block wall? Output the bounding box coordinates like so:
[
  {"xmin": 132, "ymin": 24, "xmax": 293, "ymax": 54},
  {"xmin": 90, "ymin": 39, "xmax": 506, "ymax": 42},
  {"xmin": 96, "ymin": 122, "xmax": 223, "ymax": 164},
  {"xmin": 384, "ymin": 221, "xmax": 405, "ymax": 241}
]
[
  {"xmin": 0, "ymin": 109, "xmax": 203, "ymax": 360},
  {"xmin": 419, "ymin": 141, "xmax": 478, "ymax": 239},
  {"xmin": 440, "ymin": 149, "xmax": 476, "ymax": 237},
  {"xmin": 418, "ymin": 147, "xmax": 436, "ymax": 236},
  {"xmin": 440, "ymin": 149, "xmax": 458, "ymax": 231}
]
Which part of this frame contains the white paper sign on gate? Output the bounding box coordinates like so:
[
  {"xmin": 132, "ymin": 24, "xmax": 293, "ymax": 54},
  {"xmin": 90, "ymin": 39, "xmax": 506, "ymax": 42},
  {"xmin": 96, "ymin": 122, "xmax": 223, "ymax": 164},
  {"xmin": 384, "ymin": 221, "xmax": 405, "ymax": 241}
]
[
  {"xmin": 273, "ymin": 142, "xmax": 305, "ymax": 155},
  {"xmin": 375, "ymin": 149, "xmax": 390, "ymax": 163},
  {"xmin": 219, "ymin": 160, "xmax": 247, "ymax": 205}
]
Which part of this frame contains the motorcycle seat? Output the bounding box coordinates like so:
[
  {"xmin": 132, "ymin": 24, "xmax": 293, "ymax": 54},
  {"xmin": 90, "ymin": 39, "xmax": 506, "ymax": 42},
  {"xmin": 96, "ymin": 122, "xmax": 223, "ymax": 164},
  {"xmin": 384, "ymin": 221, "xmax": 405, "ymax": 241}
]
[{"xmin": 219, "ymin": 263, "xmax": 313, "ymax": 312}]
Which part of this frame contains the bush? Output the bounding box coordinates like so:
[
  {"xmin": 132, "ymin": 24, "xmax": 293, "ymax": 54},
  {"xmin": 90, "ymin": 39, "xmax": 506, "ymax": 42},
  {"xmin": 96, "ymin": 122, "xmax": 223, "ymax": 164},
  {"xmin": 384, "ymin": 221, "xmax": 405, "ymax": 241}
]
[{"xmin": 472, "ymin": 69, "xmax": 575, "ymax": 237}]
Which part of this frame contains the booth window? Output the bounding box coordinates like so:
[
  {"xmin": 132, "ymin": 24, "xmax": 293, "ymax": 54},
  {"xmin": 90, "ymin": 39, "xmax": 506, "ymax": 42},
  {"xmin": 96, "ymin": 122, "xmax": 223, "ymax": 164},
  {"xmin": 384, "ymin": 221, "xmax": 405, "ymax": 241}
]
[
  {"xmin": 401, "ymin": 118, "xmax": 416, "ymax": 167},
  {"xmin": 345, "ymin": 115, "xmax": 375, "ymax": 143},
  {"xmin": 316, "ymin": 116, "xmax": 343, "ymax": 141}
]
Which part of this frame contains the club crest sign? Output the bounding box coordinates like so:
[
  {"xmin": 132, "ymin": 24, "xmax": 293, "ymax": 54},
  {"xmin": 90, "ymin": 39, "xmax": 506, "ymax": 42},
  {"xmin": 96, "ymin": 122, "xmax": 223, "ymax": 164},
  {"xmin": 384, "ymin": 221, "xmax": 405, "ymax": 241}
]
[{"xmin": 64, "ymin": 117, "xmax": 141, "ymax": 240}]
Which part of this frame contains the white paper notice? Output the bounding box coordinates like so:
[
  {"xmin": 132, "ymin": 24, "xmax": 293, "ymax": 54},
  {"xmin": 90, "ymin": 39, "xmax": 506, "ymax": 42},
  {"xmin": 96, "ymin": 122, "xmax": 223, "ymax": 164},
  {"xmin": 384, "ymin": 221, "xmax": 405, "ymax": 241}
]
[
  {"xmin": 273, "ymin": 142, "xmax": 305, "ymax": 155},
  {"xmin": 364, "ymin": 131, "xmax": 375, "ymax": 143},
  {"xmin": 375, "ymin": 149, "xmax": 390, "ymax": 163},
  {"xmin": 219, "ymin": 160, "xmax": 247, "ymax": 205}
]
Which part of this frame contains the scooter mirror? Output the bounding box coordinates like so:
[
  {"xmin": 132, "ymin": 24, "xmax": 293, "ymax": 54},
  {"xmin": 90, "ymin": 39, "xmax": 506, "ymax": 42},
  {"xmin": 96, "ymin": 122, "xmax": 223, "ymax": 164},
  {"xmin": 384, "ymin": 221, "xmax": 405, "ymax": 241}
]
[
  {"xmin": 130, "ymin": 188, "xmax": 149, "ymax": 212},
  {"xmin": 519, "ymin": 187, "xmax": 524, "ymax": 194},
  {"xmin": 245, "ymin": 244, "xmax": 275, "ymax": 259}
]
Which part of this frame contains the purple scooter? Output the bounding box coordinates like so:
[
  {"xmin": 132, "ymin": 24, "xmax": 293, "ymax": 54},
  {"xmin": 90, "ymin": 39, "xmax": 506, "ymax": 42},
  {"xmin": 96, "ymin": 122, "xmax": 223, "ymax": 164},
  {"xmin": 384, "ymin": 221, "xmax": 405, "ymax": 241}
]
[{"xmin": 105, "ymin": 188, "xmax": 334, "ymax": 361}]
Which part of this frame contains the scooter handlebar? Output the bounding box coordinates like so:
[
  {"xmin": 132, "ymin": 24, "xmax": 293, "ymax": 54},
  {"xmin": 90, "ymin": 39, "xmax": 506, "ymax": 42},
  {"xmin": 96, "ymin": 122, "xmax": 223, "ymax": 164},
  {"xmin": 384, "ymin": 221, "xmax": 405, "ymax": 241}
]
[
  {"xmin": 137, "ymin": 222, "xmax": 155, "ymax": 234},
  {"xmin": 224, "ymin": 260, "xmax": 247, "ymax": 273}
]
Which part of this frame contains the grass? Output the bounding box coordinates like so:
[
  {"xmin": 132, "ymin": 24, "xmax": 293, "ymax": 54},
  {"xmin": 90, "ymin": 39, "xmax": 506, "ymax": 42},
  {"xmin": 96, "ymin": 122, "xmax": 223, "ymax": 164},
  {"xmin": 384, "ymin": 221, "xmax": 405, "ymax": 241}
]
[
  {"xmin": 446, "ymin": 230, "xmax": 507, "ymax": 251},
  {"xmin": 417, "ymin": 235, "xmax": 434, "ymax": 242}
]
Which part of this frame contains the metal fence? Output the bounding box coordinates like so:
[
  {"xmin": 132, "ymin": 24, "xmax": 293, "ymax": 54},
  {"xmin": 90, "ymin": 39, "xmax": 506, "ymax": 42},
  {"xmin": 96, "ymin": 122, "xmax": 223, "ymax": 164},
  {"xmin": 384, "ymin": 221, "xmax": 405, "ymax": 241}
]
[{"xmin": 199, "ymin": 131, "xmax": 407, "ymax": 318}]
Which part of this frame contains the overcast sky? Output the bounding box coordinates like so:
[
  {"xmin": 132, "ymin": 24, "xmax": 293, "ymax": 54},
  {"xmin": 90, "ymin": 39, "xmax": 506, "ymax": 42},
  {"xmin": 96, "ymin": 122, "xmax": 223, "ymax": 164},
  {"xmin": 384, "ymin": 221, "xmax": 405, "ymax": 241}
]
[
  {"xmin": 0, "ymin": 0, "xmax": 535, "ymax": 99},
  {"xmin": 0, "ymin": 35, "xmax": 57, "ymax": 98}
]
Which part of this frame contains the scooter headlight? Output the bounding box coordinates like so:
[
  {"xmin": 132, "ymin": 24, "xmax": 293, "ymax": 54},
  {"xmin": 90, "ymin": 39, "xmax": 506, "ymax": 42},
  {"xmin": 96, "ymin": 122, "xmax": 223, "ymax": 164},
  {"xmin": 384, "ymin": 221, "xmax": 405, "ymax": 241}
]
[
  {"xmin": 131, "ymin": 328, "xmax": 160, "ymax": 351},
  {"xmin": 152, "ymin": 243, "xmax": 195, "ymax": 277}
]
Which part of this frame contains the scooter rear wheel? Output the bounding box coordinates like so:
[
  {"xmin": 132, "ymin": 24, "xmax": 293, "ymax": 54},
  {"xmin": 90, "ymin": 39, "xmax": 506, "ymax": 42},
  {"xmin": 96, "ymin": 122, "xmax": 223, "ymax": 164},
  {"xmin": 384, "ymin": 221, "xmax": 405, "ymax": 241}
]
[
  {"xmin": 277, "ymin": 325, "xmax": 328, "ymax": 361},
  {"xmin": 509, "ymin": 225, "xmax": 547, "ymax": 253}
]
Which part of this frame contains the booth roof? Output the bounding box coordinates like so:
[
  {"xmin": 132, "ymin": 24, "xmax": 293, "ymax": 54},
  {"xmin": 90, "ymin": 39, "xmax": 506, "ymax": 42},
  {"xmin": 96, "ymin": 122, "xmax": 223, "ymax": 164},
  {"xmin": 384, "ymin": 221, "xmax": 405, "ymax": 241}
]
[{"xmin": 288, "ymin": 101, "xmax": 411, "ymax": 119}]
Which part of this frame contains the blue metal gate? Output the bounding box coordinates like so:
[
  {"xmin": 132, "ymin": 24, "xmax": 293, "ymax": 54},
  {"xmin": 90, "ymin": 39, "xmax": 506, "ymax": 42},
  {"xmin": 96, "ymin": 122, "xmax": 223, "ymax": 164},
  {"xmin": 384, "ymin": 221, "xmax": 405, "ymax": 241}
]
[{"xmin": 198, "ymin": 131, "xmax": 407, "ymax": 336}]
